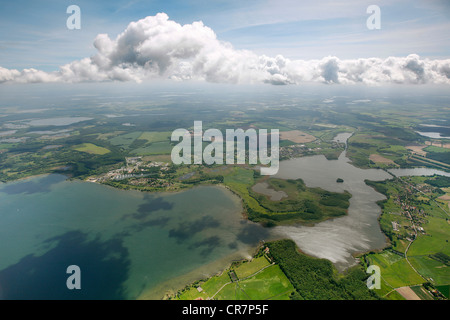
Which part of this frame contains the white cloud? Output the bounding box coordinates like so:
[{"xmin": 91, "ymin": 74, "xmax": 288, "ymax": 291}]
[{"xmin": 1, "ymin": 13, "xmax": 450, "ymax": 86}]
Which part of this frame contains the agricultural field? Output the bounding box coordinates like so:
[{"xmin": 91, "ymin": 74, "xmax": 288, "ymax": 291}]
[
  {"xmin": 366, "ymin": 250, "xmax": 424, "ymax": 291},
  {"xmin": 364, "ymin": 176, "xmax": 450, "ymax": 300},
  {"xmin": 131, "ymin": 141, "xmax": 173, "ymax": 155},
  {"xmin": 1, "ymin": 84, "xmax": 449, "ymax": 301},
  {"xmin": 138, "ymin": 131, "xmax": 172, "ymax": 144},
  {"xmin": 347, "ymin": 132, "xmax": 409, "ymax": 168},
  {"xmin": 279, "ymin": 130, "xmax": 316, "ymax": 144},
  {"xmin": 73, "ymin": 143, "xmax": 110, "ymax": 155},
  {"xmin": 175, "ymin": 255, "xmax": 294, "ymax": 300},
  {"xmin": 176, "ymin": 240, "xmax": 378, "ymax": 301},
  {"xmin": 408, "ymin": 216, "xmax": 450, "ymax": 256},
  {"xmin": 108, "ymin": 131, "xmax": 143, "ymax": 149}
]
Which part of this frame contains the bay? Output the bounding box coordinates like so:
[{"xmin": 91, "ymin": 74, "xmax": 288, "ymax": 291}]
[
  {"xmin": 0, "ymin": 174, "xmax": 270, "ymax": 299},
  {"xmin": 1, "ymin": 133, "xmax": 449, "ymax": 299}
]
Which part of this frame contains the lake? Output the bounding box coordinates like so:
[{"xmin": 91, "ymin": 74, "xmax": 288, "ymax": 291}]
[
  {"xmin": 1, "ymin": 133, "xmax": 449, "ymax": 299},
  {"xmin": 389, "ymin": 168, "xmax": 450, "ymax": 177},
  {"xmin": 25, "ymin": 117, "xmax": 93, "ymax": 126},
  {"xmin": 272, "ymin": 133, "xmax": 450, "ymax": 271},
  {"xmin": 0, "ymin": 175, "xmax": 271, "ymax": 299},
  {"xmin": 416, "ymin": 131, "xmax": 450, "ymax": 139},
  {"xmin": 272, "ymin": 151, "xmax": 392, "ymax": 270}
]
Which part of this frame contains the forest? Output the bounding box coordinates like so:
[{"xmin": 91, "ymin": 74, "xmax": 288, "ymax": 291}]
[{"xmin": 267, "ymin": 239, "xmax": 380, "ymax": 300}]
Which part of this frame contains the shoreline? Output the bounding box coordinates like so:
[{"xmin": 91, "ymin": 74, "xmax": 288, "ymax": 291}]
[
  {"xmin": 2, "ymin": 162, "xmax": 442, "ymax": 300},
  {"xmin": 135, "ymin": 238, "xmax": 286, "ymax": 300}
]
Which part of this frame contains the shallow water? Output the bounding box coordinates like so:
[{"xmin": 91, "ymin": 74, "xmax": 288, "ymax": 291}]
[
  {"xmin": 273, "ymin": 133, "xmax": 450, "ymax": 270},
  {"xmin": 272, "ymin": 151, "xmax": 392, "ymax": 270},
  {"xmin": 1, "ymin": 134, "xmax": 448, "ymax": 298},
  {"xmin": 0, "ymin": 175, "xmax": 271, "ymax": 299}
]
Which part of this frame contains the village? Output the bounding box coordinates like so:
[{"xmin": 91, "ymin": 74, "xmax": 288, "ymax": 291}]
[
  {"xmin": 390, "ymin": 180, "xmax": 432, "ymax": 243},
  {"xmin": 86, "ymin": 157, "xmax": 173, "ymax": 188},
  {"xmin": 388, "ymin": 173, "xmax": 450, "ymax": 250},
  {"xmin": 279, "ymin": 139, "xmax": 344, "ymax": 160}
]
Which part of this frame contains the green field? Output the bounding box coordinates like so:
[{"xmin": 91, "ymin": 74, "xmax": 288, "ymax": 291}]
[
  {"xmin": 367, "ymin": 251, "xmax": 424, "ymax": 289},
  {"xmin": 234, "ymin": 256, "xmax": 271, "ymax": 279},
  {"xmin": 408, "ymin": 216, "xmax": 450, "ymax": 256},
  {"xmin": 424, "ymin": 145, "xmax": 450, "ymax": 153},
  {"xmin": 176, "ymin": 239, "xmax": 380, "ymax": 301},
  {"xmin": 73, "ymin": 143, "xmax": 111, "ymax": 155},
  {"xmin": 436, "ymin": 285, "xmax": 450, "ymax": 298},
  {"xmin": 410, "ymin": 285, "xmax": 434, "ymax": 300},
  {"xmin": 229, "ymin": 265, "xmax": 293, "ymax": 300},
  {"xmin": 364, "ymin": 177, "xmax": 450, "ymax": 299},
  {"xmin": 176, "ymin": 255, "xmax": 294, "ymax": 300},
  {"xmin": 347, "ymin": 132, "xmax": 409, "ymax": 168},
  {"xmin": 138, "ymin": 131, "xmax": 172, "ymax": 143},
  {"xmin": 131, "ymin": 141, "xmax": 173, "ymax": 155},
  {"xmin": 409, "ymin": 255, "xmax": 450, "ymax": 285},
  {"xmin": 108, "ymin": 131, "xmax": 142, "ymax": 148}
]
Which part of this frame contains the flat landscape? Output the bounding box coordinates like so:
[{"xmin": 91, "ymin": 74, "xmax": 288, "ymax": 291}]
[
  {"xmin": 364, "ymin": 175, "xmax": 450, "ymax": 300},
  {"xmin": 0, "ymin": 84, "xmax": 449, "ymax": 301}
]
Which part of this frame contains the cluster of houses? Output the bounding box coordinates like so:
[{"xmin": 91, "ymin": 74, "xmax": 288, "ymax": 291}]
[
  {"xmin": 390, "ymin": 185, "xmax": 431, "ymax": 241},
  {"xmin": 87, "ymin": 157, "xmax": 170, "ymax": 183},
  {"xmin": 279, "ymin": 139, "xmax": 344, "ymax": 159}
]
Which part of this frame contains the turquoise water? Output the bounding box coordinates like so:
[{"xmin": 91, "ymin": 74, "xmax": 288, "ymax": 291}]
[
  {"xmin": 2, "ymin": 155, "xmax": 447, "ymax": 299},
  {"xmin": 0, "ymin": 174, "xmax": 269, "ymax": 299}
]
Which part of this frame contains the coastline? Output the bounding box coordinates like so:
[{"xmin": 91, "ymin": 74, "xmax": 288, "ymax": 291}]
[
  {"xmin": 136, "ymin": 239, "xmax": 277, "ymax": 300},
  {"xmin": 0, "ymin": 161, "xmax": 424, "ymax": 301}
]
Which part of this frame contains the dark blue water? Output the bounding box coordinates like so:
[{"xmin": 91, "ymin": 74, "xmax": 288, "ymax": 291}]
[{"xmin": 0, "ymin": 174, "xmax": 269, "ymax": 299}]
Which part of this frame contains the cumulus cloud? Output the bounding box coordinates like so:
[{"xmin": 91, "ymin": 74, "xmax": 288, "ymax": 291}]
[{"xmin": 1, "ymin": 13, "xmax": 450, "ymax": 86}]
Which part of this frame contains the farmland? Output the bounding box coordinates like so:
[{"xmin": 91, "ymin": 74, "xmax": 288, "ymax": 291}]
[
  {"xmin": 1, "ymin": 84, "xmax": 449, "ymax": 300},
  {"xmin": 175, "ymin": 252, "xmax": 295, "ymax": 300},
  {"xmin": 174, "ymin": 239, "xmax": 378, "ymax": 300},
  {"xmin": 363, "ymin": 175, "xmax": 450, "ymax": 300}
]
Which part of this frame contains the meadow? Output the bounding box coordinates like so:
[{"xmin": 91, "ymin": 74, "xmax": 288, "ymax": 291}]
[{"xmin": 176, "ymin": 255, "xmax": 294, "ymax": 300}]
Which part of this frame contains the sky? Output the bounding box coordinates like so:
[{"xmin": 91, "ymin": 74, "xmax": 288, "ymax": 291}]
[{"xmin": 0, "ymin": 0, "xmax": 449, "ymax": 85}]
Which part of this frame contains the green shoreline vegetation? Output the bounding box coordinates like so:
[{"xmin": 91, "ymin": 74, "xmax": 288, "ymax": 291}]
[
  {"xmin": 169, "ymin": 173, "xmax": 450, "ymax": 301},
  {"xmin": 362, "ymin": 175, "xmax": 450, "ymax": 300},
  {"xmin": 171, "ymin": 239, "xmax": 379, "ymax": 300},
  {"xmin": 1, "ymin": 91, "xmax": 449, "ymax": 300},
  {"xmin": 90, "ymin": 161, "xmax": 352, "ymax": 226}
]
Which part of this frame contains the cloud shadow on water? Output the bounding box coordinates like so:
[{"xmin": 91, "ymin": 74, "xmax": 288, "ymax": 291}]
[
  {"xmin": 168, "ymin": 216, "xmax": 220, "ymax": 243},
  {"xmin": 123, "ymin": 195, "xmax": 173, "ymax": 221},
  {"xmin": 189, "ymin": 236, "xmax": 221, "ymax": 258},
  {"xmin": 0, "ymin": 230, "xmax": 130, "ymax": 300},
  {"xmin": 0, "ymin": 174, "xmax": 65, "ymax": 195},
  {"xmin": 236, "ymin": 222, "xmax": 270, "ymax": 245},
  {"xmin": 120, "ymin": 216, "xmax": 171, "ymax": 236}
]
